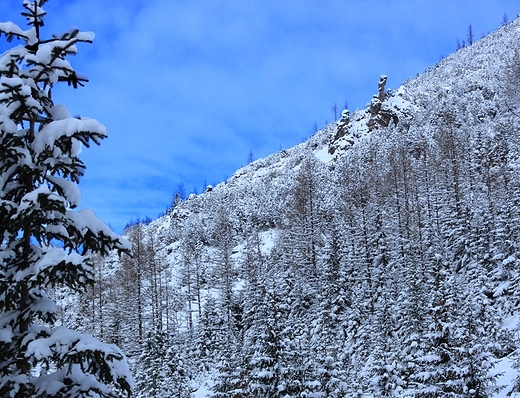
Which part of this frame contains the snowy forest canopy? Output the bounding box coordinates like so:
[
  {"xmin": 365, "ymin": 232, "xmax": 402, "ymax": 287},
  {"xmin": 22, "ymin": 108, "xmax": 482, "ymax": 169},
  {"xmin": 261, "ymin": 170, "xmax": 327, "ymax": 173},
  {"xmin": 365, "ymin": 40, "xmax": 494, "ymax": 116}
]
[{"xmin": 60, "ymin": 15, "xmax": 520, "ymax": 398}]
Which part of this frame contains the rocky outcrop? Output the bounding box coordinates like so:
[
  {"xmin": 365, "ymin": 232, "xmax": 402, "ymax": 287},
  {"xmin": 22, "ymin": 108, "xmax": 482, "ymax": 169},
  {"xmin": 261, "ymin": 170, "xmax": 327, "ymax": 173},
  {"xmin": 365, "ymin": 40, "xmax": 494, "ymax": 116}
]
[{"xmin": 367, "ymin": 75, "xmax": 399, "ymax": 131}]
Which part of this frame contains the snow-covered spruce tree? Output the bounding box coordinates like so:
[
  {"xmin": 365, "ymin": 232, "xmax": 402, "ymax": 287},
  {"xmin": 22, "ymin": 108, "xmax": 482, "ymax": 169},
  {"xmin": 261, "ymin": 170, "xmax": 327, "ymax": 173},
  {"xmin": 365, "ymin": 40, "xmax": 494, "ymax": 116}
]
[
  {"xmin": 0, "ymin": 1, "xmax": 132, "ymax": 397},
  {"xmin": 134, "ymin": 331, "xmax": 192, "ymax": 398}
]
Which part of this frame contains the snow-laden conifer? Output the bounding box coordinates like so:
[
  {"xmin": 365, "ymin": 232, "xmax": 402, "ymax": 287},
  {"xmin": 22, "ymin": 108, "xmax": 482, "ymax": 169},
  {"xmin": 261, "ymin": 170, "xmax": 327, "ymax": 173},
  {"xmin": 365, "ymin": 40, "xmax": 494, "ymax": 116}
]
[{"xmin": 0, "ymin": 1, "xmax": 132, "ymax": 396}]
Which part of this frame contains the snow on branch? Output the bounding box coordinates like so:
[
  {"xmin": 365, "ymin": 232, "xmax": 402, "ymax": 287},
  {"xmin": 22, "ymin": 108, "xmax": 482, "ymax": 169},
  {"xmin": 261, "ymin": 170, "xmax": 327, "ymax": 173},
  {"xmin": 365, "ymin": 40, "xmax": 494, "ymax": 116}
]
[
  {"xmin": 0, "ymin": 21, "xmax": 36, "ymax": 44},
  {"xmin": 67, "ymin": 209, "xmax": 132, "ymax": 254},
  {"xmin": 26, "ymin": 326, "xmax": 133, "ymax": 396},
  {"xmin": 45, "ymin": 175, "xmax": 81, "ymax": 208},
  {"xmin": 33, "ymin": 117, "xmax": 107, "ymax": 155}
]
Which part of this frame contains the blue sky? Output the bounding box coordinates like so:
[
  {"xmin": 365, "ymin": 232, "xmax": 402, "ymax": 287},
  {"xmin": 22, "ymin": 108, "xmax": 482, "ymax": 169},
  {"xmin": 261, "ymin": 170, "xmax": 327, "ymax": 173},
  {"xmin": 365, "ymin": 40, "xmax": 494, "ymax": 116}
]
[{"xmin": 2, "ymin": 0, "xmax": 519, "ymax": 233}]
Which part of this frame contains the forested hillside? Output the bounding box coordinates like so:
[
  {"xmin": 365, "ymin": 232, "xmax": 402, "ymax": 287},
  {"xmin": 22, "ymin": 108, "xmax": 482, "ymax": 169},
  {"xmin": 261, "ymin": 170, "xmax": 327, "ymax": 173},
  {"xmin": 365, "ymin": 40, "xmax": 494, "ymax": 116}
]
[{"xmin": 61, "ymin": 16, "xmax": 520, "ymax": 397}]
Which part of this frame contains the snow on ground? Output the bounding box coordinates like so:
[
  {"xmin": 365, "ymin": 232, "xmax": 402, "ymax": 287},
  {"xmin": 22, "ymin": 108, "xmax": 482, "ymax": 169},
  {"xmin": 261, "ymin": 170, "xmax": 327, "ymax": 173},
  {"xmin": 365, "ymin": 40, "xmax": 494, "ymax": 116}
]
[
  {"xmin": 258, "ymin": 228, "xmax": 278, "ymax": 254},
  {"xmin": 315, "ymin": 146, "xmax": 333, "ymax": 163},
  {"xmin": 494, "ymin": 356, "xmax": 519, "ymax": 397},
  {"xmin": 193, "ymin": 379, "xmax": 213, "ymax": 398},
  {"xmin": 494, "ymin": 313, "xmax": 519, "ymax": 397}
]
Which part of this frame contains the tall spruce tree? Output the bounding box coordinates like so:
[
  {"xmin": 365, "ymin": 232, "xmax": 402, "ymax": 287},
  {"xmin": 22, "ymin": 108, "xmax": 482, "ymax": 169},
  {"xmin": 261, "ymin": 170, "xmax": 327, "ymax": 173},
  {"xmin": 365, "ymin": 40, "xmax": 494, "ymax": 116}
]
[
  {"xmin": 134, "ymin": 331, "xmax": 192, "ymax": 398},
  {"xmin": 0, "ymin": 1, "xmax": 132, "ymax": 396}
]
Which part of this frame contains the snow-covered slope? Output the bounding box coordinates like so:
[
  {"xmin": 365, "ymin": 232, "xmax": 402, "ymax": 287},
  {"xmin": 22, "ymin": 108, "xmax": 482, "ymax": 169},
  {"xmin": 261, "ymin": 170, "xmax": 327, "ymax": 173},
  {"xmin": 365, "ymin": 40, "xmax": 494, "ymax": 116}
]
[{"xmin": 69, "ymin": 16, "xmax": 520, "ymax": 398}]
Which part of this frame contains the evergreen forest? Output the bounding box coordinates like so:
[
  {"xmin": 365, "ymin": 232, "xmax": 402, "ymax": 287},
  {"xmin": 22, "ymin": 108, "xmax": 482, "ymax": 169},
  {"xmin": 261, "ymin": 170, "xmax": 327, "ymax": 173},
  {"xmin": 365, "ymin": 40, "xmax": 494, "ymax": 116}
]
[
  {"xmin": 72, "ymin": 15, "xmax": 520, "ymax": 398},
  {"xmin": 2, "ymin": 1, "xmax": 520, "ymax": 397}
]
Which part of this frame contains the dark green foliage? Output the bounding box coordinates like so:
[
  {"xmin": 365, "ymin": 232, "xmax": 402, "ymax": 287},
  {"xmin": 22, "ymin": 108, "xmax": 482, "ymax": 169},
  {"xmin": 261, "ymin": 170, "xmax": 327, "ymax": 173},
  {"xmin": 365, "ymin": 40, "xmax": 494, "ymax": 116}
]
[{"xmin": 0, "ymin": 1, "xmax": 131, "ymax": 396}]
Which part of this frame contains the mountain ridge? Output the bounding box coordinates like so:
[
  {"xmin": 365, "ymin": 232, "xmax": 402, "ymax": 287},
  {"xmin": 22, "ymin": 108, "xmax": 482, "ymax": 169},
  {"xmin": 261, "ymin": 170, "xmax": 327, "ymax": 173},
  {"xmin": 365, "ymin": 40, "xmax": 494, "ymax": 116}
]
[
  {"xmin": 67, "ymin": 15, "xmax": 520, "ymax": 397},
  {"xmin": 172, "ymin": 16, "xmax": 520, "ymax": 212}
]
